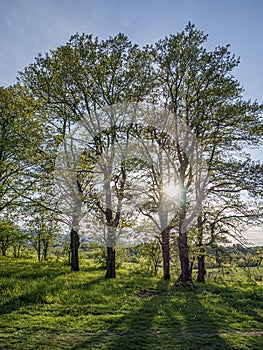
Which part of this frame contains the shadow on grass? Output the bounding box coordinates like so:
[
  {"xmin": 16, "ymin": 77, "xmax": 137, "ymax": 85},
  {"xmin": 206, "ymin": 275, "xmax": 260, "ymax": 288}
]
[
  {"xmin": 71, "ymin": 281, "xmax": 234, "ymax": 350},
  {"xmin": 0, "ymin": 260, "xmax": 105, "ymax": 316},
  {"xmin": 0, "ymin": 259, "xmax": 67, "ymax": 280},
  {"xmin": 206, "ymin": 283, "xmax": 263, "ymax": 329}
]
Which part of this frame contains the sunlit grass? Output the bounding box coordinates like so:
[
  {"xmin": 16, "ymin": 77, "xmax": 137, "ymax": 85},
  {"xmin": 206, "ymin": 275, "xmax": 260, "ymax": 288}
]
[{"xmin": 0, "ymin": 257, "xmax": 262, "ymax": 349}]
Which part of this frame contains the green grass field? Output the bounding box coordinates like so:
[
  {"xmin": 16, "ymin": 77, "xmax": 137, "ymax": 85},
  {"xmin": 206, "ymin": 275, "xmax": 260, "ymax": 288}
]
[{"xmin": 0, "ymin": 258, "xmax": 262, "ymax": 349}]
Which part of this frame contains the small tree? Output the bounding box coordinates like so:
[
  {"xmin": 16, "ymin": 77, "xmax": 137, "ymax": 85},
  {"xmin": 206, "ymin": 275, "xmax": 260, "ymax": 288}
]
[
  {"xmin": 24, "ymin": 210, "xmax": 59, "ymax": 262},
  {"xmin": 137, "ymin": 240, "xmax": 162, "ymax": 275},
  {"xmin": 0, "ymin": 220, "xmax": 20, "ymax": 256},
  {"xmin": 12, "ymin": 228, "xmax": 27, "ymax": 258}
]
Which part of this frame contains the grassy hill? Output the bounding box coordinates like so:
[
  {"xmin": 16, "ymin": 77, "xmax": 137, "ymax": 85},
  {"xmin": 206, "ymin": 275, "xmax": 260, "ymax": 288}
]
[{"xmin": 0, "ymin": 257, "xmax": 262, "ymax": 349}]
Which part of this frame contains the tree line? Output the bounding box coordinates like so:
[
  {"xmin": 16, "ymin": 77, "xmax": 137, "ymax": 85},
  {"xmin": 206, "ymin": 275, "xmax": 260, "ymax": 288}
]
[{"xmin": 0, "ymin": 23, "xmax": 262, "ymax": 285}]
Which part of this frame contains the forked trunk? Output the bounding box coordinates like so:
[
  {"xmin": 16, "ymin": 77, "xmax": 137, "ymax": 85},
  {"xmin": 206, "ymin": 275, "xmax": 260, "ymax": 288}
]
[
  {"xmin": 105, "ymin": 246, "xmax": 116, "ymax": 279},
  {"xmin": 177, "ymin": 234, "xmax": 192, "ymax": 283}
]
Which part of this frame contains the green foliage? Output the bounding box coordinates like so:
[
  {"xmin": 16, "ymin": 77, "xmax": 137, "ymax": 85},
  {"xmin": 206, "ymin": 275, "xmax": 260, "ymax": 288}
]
[
  {"xmin": 136, "ymin": 241, "xmax": 162, "ymax": 275},
  {"xmin": 0, "ymin": 85, "xmax": 46, "ymax": 212},
  {"xmin": 87, "ymin": 243, "xmax": 128, "ymax": 269},
  {"xmin": 23, "ymin": 210, "xmax": 60, "ymax": 262},
  {"xmin": 0, "ymin": 220, "xmax": 23, "ymax": 256}
]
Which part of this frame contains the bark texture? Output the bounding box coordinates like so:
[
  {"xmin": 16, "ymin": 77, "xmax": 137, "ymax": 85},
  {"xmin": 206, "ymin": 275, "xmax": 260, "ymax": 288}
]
[
  {"xmin": 105, "ymin": 246, "xmax": 116, "ymax": 279},
  {"xmin": 197, "ymin": 253, "xmax": 206, "ymax": 283},
  {"xmin": 161, "ymin": 227, "xmax": 170, "ymax": 280},
  {"xmin": 177, "ymin": 234, "xmax": 192, "ymax": 283},
  {"xmin": 70, "ymin": 225, "xmax": 80, "ymax": 271}
]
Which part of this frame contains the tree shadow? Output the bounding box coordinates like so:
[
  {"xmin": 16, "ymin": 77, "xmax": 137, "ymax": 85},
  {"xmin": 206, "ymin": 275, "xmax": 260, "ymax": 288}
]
[
  {"xmin": 170, "ymin": 287, "xmax": 233, "ymax": 349},
  {"xmin": 71, "ymin": 281, "xmax": 234, "ymax": 350},
  {"xmin": 206, "ymin": 283, "xmax": 263, "ymax": 331},
  {"xmin": 0, "ymin": 259, "xmax": 67, "ymax": 280},
  {"xmin": 0, "ymin": 268, "xmax": 104, "ymax": 316}
]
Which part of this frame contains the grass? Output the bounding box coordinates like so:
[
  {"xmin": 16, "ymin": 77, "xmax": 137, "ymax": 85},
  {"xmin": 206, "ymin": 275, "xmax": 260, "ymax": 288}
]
[{"xmin": 0, "ymin": 258, "xmax": 262, "ymax": 349}]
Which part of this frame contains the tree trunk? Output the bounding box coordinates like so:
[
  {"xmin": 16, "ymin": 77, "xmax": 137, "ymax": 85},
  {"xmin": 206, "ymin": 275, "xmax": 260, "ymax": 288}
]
[
  {"xmin": 196, "ymin": 214, "xmax": 206, "ymax": 282},
  {"xmin": 177, "ymin": 234, "xmax": 192, "ymax": 283},
  {"xmin": 17, "ymin": 244, "xmax": 21, "ymax": 258},
  {"xmin": 43, "ymin": 241, "xmax": 49, "ymax": 261},
  {"xmin": 197, "ymin": 253, "xmax": 206, "ymax": 283},
  {"xmin": 37, "ymin": 236, "xmax": 41, "ymax": 262},
  {"xmin": 176, "ymin": 185, "xmax": 192, "ymax": 284},
  {"xmin": 68, "ymin": 248, "xmax": 71, "ymax": 264},
  {"xmin": 161, "ymin": 227, "xmax": 170, "ymax": 280},
  {"xmin": 70, "ymin": 215, "xmax": 80, "ymax": 271},
  {"xmin": 105, "ymin": 246, "xmax": 116, "ymax": 279},
  {"xmin": 13, "ymin": 245, "xmax": 20, "ymax": 258}
]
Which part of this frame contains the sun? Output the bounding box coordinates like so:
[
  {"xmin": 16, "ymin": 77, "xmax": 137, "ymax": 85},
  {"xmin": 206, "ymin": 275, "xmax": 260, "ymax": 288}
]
[{"xmin": 163, "ymin": 182, "xmax": 180, "ymax": 198}]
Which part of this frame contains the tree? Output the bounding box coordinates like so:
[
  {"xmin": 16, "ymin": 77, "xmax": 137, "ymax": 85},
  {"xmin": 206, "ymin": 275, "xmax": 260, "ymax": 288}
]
[
  {"xmin": 0, "ymin": 219, "xmax": 21, "ymax": 256},
  {"xmin": 12, "ymin": 227, "xmax": 27, "ymax": 258},
  {"xmin": 0, "ymin": 85, "xmax": 43, "ymax": 214},
  {"xmin": 152, "ymin": 22, "xmax": 263, "ymax": 284},
  {"xmin": 192, "ymin": 195, "xmax": 257, "ymax": 282},
  {"xmin": 195, "ymin": 158, "xmax": 263, "ymax": 282},
  {"xmin": 24, "ymin": 209, "xmax": 60, "ymax": 262},
  {"xmin": 136, "ymin": 240, "xmax": 162, "ymax": 275},
  {"xmin": 128, "ymin": 124, "xmax": 181, "ymax": 281},
  {"xmin": 20, "ymin": 33, "xmax": 152, "ymax": 275}
]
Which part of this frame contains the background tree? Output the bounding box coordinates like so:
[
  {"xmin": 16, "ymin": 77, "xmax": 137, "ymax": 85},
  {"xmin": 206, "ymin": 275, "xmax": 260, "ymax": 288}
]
[
  {"xmin": 0, "ymin": 85, "xmax": 44, "ymax": 214},
  {"xmin": 136, "ymin": 240, "xmax": 162, "ymax": 275},
  {"xmin": 23, "ymin": 209, "xmax": 60, "ymax": 262},
  {"xmin": 0, "ymin": 219, "xmax": 21, "ymax": 256}
]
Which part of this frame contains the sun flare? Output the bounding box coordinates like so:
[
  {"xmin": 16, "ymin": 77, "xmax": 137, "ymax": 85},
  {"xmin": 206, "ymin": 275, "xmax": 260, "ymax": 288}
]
[{"xmin": 163, "ymin": 182, "xmax": 180, "ymax": 198}]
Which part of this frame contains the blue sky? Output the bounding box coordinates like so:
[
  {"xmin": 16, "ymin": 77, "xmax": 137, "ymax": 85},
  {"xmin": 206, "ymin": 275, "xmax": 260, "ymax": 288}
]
[
  {"xmin": 0, "ymin": 0, "xmax": 262, "ymax": 243},
  {"xmin": 1, "ymin": 0, "xmax": 263, "ymax": 103},
  {"xmin": 1, "ymin": 0, "xmax": 262, "ymax": 158}
]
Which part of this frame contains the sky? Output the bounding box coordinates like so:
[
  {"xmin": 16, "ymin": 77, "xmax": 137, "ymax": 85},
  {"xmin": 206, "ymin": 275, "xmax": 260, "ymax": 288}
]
[
  {"xmin": 1, "ymin": 0, "xmax": 263, "ymax": 102},
  {"xmin": 0, "ymin": 0, "xmax": 262, "ymax": 244}
]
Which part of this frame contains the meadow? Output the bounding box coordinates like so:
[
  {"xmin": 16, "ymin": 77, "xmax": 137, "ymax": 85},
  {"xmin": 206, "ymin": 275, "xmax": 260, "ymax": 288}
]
[{"xmin": 0, "ymin": 257, "xmax": 262, "ymax": 349}]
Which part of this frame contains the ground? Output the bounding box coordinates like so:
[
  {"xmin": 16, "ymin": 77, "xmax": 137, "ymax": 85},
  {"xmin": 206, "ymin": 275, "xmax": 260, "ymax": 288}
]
[{"xmin": 0, "ymin": 258, "xmax": 262, "ymax": 349}]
